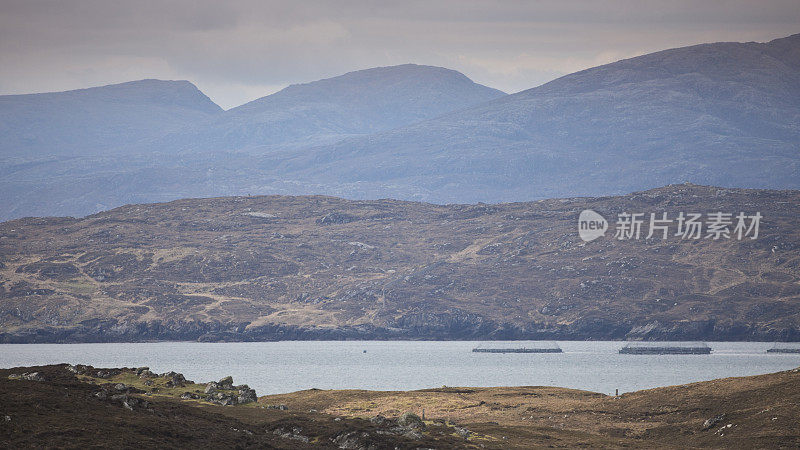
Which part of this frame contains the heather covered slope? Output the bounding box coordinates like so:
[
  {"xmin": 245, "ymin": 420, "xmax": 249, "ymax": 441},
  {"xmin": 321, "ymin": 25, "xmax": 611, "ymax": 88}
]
[
  {"xmin": 265, "ymin": 367, "xmax": 800, "ymax": 449},
  {"xmin": 0, "ymin": 184, "xmax": 798, "ymax": 342},
  {"xmin": 2, "ymin": 363, "xmax": 799, "ymax": 448}
]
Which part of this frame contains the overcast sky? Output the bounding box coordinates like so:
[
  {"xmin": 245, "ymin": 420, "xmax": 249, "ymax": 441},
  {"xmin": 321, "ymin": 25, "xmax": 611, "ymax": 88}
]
[{"xmin": 1, "ymin": 0, "xmax": 799, "ymax": 109}]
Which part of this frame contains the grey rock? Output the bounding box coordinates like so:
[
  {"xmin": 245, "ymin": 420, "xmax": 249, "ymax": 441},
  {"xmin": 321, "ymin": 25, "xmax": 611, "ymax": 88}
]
[
  {"xmin": 24, "ymin": 372, "xmax": 44, "ymax": 381},
  {"xmin": 369, "ymin": 415, "xmax": 389, "ymax": 426},
  {"xmin": 8, "ymin": 372, "xmax": 45, "ymax": 382},
  {"xmin": 402, "ymin": 429, "xmax": 423, "ymax": 440},
  {"xmin": 397, "ymin": 412, "xmax": 425, "ymax": 429},
  {"xmin": 217, "ymin": 376, "xmax": 234, "ymax": 389},
  {"xmin": 703, "ymin": 414, "xmax": 726, "ymax": 430},
  {"xmin": 272, "ymin": 427, "xmax": 309, "ymax": 443},
  {"xmin": 264, "ymin": 404, "xmax": 288, "ymax": 411},
  {"xmin": 162, "ymin": 371, "xmax": 186, "ymax": 387}
]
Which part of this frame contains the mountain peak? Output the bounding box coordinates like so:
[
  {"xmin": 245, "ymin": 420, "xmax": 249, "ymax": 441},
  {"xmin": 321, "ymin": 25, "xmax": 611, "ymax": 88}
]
[
  {"xmin": 0, "ymin": 79, "xmax": 222, "ymax": 158},
  {"xmin": 175, "ymin": 64, "xmax": 506, "ymax": 151},
  {"xmin": 236, "ymin": 64, "xmax": 504, "ymax": 111}
]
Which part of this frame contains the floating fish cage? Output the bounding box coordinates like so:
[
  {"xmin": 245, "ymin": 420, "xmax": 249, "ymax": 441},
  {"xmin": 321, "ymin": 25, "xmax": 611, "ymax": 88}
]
[
  {"xmin": 619, "ymin": 342, "xmax": 711, "ymax": 355},
  {"xmin": 472, "ymin": 342, "xmax": 562, "ymax": 353},
  {"xmin": 766, "ymin": 343, "xmax": 800, "ymax": 354}
]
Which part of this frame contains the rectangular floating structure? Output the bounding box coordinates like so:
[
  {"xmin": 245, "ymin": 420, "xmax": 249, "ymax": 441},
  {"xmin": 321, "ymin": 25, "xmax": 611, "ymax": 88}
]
[
  {"xmin": 767, "ymin": 344, "xmax": 800, "ymax": 353},
  {"xmin": 472, "ymin": 342, "xmax": 562, "ymax": 353},
  {"xmin": 619, "ymin": 342, "xmax": 711, "ymax": 355}
]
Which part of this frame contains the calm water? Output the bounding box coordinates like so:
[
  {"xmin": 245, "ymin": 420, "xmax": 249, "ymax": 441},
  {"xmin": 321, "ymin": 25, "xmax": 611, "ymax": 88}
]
[{"xmin": 1, "ymin": 341, "xmax": 798, "ymax": 396}]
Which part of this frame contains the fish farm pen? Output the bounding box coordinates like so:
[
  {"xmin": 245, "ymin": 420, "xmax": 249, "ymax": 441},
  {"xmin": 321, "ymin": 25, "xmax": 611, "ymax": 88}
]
[
  {"xmin": 472, "ymin": 342, "xmax": 563, "ymax": 353},
  {"xmin": 619, "ymin": 342, "xmax": 712, "ymax": 355},
  {"xmin": 766, "ymin": 343, "xmax": 800, "ymax": 354}
]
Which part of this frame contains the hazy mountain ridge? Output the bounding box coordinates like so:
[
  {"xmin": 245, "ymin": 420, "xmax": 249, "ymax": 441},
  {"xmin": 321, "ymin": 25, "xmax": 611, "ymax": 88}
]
[
  {"xmin": 0, "ymin": 79, "xmax": 223, "ymax": 158},
  {"xmin": 1, "ymin": 184, "xmax": 798, "ymax": 343},
  {"xmin": 153, "ymin": 64, "xmax": 507, "ymax": 152},
  {"xmin": 280, "ymin": 34, "xmax": 800, "ymax": 202},
  {"xmin": 0, "ymin": 65, "xmax": 507, "ymax": 219},
  {"xmin": 2, "ymin": 35, "xmax": 800, "ymax": 220}
]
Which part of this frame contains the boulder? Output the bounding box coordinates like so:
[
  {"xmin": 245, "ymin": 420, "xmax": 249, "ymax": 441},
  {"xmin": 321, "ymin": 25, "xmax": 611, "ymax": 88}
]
[
  {"xmin": 204, "ymin": 382, "xmax": 218, "ymax": 394},
  {"xmin": 237, "ymin": 388, "xmax": 257, "ymax": 404},
  {"xmin": 369, "ymin": 415, "xmax": 390, "ymax": 426},
  {"xmin": 25, "ymin": 372, "xmax": 44, "ymax": 381},
  {"xmin": 66, "ymin": 364, "xmax": 89, "ymax": 375},
  {"xmin": 162, "ymin": 372, "xmax": 186, "ymax": 388},
  {"xmin": 398, "ymin": 412, "xmax": 425, "ymax": 429},
  {"xmin": 703, "ymin": 414, "xmax": 726, "ymax": 430},
  {"xmin": 8, "ymin": 372, "xmax": 45, "ymax": 382},
  {"xmin": 272, "ymin": 426, "xmax": 309, "ymax": 442},
  {"xmin": 207, "ymin": 391, "xmax": 237, "ymax": 406},
  {"xmin": 402, "ymin": 429, "xmax": 423, "ymax": 440},
  {"xmin": 218, "ymin": 376, "xmax": 234, "ymax": 389},
  {"xmin": 119, "ymin": 395, "xmax": 148, "ymax": 411}
]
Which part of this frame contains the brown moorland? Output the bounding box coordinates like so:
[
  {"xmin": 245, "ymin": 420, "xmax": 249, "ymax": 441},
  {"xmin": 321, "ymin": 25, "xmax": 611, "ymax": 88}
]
[
  {"xmin": 1, "ymin": 184, "xmax": 798, "ymax": 342},
  {"xmin": 1, "ymin": 364, "xmax": 799, "ymax": 448}
]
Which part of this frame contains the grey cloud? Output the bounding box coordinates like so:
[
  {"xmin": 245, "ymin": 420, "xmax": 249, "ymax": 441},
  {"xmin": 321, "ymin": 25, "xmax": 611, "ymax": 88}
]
[{"xmin": 1, "ymin": 0, "xmax": 798, "ymax": 108}]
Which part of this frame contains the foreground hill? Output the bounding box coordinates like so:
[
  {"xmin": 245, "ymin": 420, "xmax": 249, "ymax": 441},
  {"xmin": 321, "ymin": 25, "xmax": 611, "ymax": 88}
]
[
  {"xmin": 0, "ymin": 184, "xmax": 798, "ymax": 342},
  {"xmin": 2, "ymin": 364, "xmax": 799, "ymax": 448}
]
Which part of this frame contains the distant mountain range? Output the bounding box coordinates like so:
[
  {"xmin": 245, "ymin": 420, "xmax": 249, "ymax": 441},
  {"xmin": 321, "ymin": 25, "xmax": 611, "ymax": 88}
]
[
  {"xmin": 289, "ymin": 33, "xmax": 800, "ymax": 202},
  {"xmin": 154, "ymin": 64, "xmax": 506, "ymax": 153},
  {"xmin": 1, "ymin": 35, "xmax": 799, "ymax": 220}
]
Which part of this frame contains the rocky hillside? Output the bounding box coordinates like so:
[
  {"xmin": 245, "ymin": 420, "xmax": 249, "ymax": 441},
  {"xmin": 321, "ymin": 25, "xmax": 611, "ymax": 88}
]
[
  {"xmin": 1, "ymin": 364, "xmax": 468, "ymax": 448},
  {"xmin": 0, "ymin": 184, "xmax": 798, "ymax": 342}
]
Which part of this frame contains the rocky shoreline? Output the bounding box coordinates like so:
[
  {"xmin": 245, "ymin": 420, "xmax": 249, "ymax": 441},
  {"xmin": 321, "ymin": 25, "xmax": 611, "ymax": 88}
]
[{"xmin": 1, "ymin": 317, "xmax": 799, "ymax": 343}]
